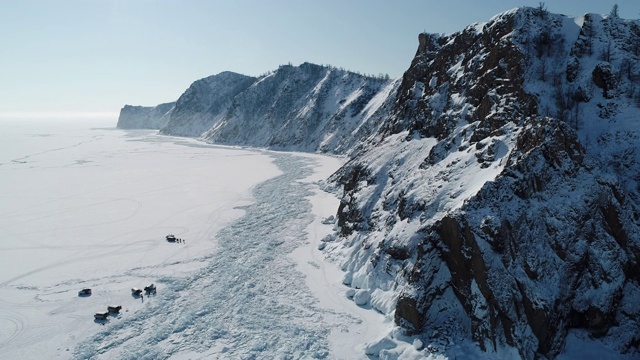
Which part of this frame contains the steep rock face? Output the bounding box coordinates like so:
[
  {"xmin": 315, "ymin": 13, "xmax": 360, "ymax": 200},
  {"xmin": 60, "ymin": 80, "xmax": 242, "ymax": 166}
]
[
  {"xmin": 116, "ymin": 102, "xmax": 175, "ymax": 129},
  {"xmin": 326, "ymin": 7, "xmax": 640, "ymax": 359},
  {"xmin": 203, "ymin": 63, "xmax": 394, "ymax": 153},
  {"xmin": 381, "ymin": 12, "xmax": 536, "ymax": 143},
  {"xmin": 160, "ymin": 72, "xmax": 256, "ymax": 137},
  {"xmin": 419, "ymin": 118, "xmax": 639, "ymax": 358}
]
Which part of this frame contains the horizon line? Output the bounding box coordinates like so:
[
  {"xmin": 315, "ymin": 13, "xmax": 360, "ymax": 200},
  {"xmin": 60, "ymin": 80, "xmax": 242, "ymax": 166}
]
[{"xmin": 0, "ymin": 111, "xmax": 119, "ymax": 119}]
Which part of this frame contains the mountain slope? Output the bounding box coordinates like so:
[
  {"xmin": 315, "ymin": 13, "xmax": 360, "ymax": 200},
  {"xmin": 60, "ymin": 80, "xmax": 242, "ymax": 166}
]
[
  {"xmin": 325, "ymin": 7, "xmax": 640, "ymax": 359},
  {"xmin": 119, "ymin": 63, "xmax": 396, "ymax": 154},
  {"xmin": 159, "ymin": 71, "xmax": 256, "ymax": 137},
  {"xmin": 202, "ymin": 63, "xmax": 394, "ymax": 153}
]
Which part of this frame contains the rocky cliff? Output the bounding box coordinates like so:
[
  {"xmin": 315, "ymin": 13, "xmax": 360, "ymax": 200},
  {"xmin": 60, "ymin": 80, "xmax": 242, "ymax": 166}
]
[
  {"xmin": 326, "ymin": 7, "xmax": 640, "ymax": 359},
  {"xmin": 116, "ymin": 102, "xmax": 175, "ymax": 129}
]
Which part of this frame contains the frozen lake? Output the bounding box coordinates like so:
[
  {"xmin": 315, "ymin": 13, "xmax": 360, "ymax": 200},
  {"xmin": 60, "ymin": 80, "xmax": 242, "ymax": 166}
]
[{"xmin": 0, "ymin": 120, "xmax": 385, "ymax": 359}]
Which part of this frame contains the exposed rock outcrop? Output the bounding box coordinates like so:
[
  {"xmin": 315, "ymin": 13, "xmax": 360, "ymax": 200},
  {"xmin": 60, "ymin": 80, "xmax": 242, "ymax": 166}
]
[{"xmin": 328, "ymin": 7, "xmax": 640, "ymax": 359}]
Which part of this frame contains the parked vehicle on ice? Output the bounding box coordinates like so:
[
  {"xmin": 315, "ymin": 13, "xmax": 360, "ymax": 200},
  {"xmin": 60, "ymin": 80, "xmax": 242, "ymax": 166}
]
[
  {"xmin": 166, "ymin": 234, "xmax": 176, "ymax": 242},
  {"xmin": 131, "ymin": 288, "xmax": 142, "ymax": 296},
  {"xmin": 78, "ymin": 288, "xmax": 92, "ymax": 296},
  {"xmin": 144, "ymin": 284, "xmax": 157, "ymax": 295},
  {"xmin": 94, "ymin": 311, "xmax": 109, "ymax": 320},
  {"xmin": 107, "ymin": 305, "xmax": 122, "ymax": 313}
]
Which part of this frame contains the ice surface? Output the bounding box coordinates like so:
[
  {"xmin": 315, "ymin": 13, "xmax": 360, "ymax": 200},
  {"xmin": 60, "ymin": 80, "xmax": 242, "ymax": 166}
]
[
  {"xmin": 0, "ymin": 120, "xmax": 381, "ymax": 359},
  {"xmin": 0, "ymin": 120, "xmax": 279, "ymax": 358}
]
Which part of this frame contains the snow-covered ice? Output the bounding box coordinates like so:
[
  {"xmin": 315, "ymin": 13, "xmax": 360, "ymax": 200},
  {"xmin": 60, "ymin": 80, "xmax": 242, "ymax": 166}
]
[{"xmin": 0, "ymin": 119, "xmax": 386, "ymax": 359}]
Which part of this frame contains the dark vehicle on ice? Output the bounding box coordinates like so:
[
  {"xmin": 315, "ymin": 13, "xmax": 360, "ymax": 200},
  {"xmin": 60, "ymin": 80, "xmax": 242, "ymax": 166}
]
[
  {"xmin": 94, "ymin": 311, "xmax": 109, "ymax": 320},
  {"xmin": 144, "ymin": 284, "xmax": 157, "ymax": 295}
]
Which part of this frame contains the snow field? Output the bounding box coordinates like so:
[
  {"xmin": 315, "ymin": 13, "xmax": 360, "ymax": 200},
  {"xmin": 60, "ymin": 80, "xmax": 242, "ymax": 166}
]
[
  {"xmin": 75, "ymin": 153, "xmax": 343, "ymax": 359},
  {"xmin": 0, "ymin": 120, "xmax": 388, "ymax": 359},
  {"xmin": 0, "ymin": 121, "xmax": 279, "ymax": 358}
]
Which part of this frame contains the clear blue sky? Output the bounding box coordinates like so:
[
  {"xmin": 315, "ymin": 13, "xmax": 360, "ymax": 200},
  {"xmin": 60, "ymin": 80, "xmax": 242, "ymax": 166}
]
[{"xmin": 1, "ymin": 0, "xmax": 639, "ymax": 118}]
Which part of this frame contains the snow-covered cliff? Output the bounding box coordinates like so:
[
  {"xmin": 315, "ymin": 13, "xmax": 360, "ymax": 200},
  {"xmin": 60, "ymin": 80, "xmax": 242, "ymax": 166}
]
[
  {"xmin": 116, "ymin": 102, "xmax": 175, "ymax": 129},
  {"xmin": 201, "ymin": 63, "xmax": 394, "ymax": 153},
  {"xmin": 160, "ymin": 71, "xmax": 256, "ymax": 137},
  {"xmin": 326, "ymin": 7, "xmax": 640, "ymax": 359},
  {"xmin": 120, "ymin": 63, "xmax": 396, "ymax": 154}
]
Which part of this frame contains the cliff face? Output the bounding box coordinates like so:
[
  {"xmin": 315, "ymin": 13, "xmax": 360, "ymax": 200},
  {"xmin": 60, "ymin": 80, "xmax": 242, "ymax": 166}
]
[
  {"xmin": 116, "ymin": 102, "xmax": 175, "ymax": 129},
  {"xmin": 326, "ymin": 8, "xmax": 640, "ymax": 359},
  {"xmin": 159, "ymin": 72, "xmax": 256, "ymax": 137}
]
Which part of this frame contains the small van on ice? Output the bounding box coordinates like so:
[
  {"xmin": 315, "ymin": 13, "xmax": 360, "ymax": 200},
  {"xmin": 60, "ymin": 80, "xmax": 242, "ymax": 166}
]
[{"xmin": 94, "ymin": 311, "xmax": 109, "ymax": 320}]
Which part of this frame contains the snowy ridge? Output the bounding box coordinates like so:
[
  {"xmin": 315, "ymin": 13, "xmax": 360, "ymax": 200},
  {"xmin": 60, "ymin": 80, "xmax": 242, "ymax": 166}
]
[
  {"xmin": 203, "ymin": 63, "xmax": 393, "ymax": 153},
  {"xmin": 120, "ymin": 63, "xmax": 396, "ymax": 154},
  {"xmin": 325, "ymin": 7, "xmax": 640, "ymax": 359},
  {"xmin": 159, "ymin": 71, "xmax": 256, "ymax": 137}
]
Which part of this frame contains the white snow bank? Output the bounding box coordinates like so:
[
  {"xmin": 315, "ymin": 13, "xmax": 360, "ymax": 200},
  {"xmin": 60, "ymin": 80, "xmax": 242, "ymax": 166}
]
[{"xmin": 289, "ymin": 152, "xmax": 393, "ymax": 359}]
